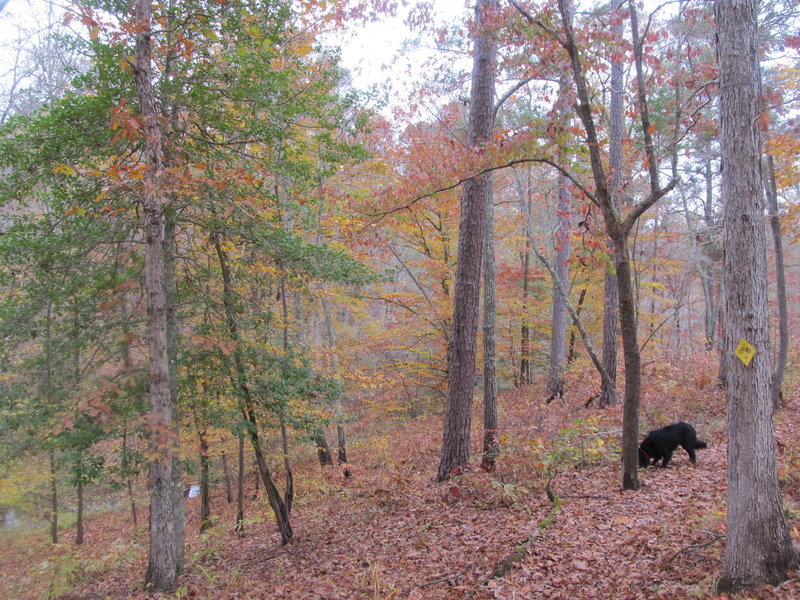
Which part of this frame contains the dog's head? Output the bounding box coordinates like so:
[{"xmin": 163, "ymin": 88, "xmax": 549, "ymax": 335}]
[{"xmin": 638, "ymin": 445, "xmax": 651, "ymax": 467}]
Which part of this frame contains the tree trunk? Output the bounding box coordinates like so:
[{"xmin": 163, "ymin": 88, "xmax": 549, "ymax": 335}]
[
  {"xmin": 212, "ymin": 234, "xmax": 292, "ymax": 543},
  {"xmin": 615, "ymin": 236, "xmax": 642, "ymax": 491},
  {"xmin": 533, "ymin": 247, "xmax": 617, "ymax": 404},
  {"xmin": 482, "ymin": 179, "xmax": 499, "ymax": 471},
  {"xmin": 198, "ymin": 429, "xmax": 211, "ymax": 533},
  {"xmin": 566, "ymin": 287, "xmax": 587, "ymax": 364},
  {"xmin": 519, "ymin": 249, "xmax": 531, "ymax": 385},
  {"xmin": 236, "ymin": 434, "xmax": 244, "ymax": 532},
  {"xmin": 551, "ymin": 0, "xmax": 676, "ymax": 489},
  {"xmin": 221, "ymin": 452, "xmax": 233, "ymax": 504},
  {"xmin": 76, "ymin": 464, "xmax": 84, "ymax": 545},
  {"xmin": 278, "ymin": 282, "xmax": 294, "ymax": 514},
  {"xmin": 437, "ymin": 0, "xmax": 497, "ymax": 482},
  {"xmin": 514, "ymin": 168, "xmax": 532, "ymax": 386},
  {"xmin": 765, "ymin": 154, "xmax": 788, "ymax": 409},
  {"xmin": 547, "ymin": 171, "xmax": 570, "ymax": 401},
  {"xmin": 314, "ymin": 428, "xmax": 334, "ymax": 467},
  {"xmin": 547, "ymin": 15, "xmax": 573, "ymax": 401},
  {"xmin": 122, "ymin": 426, "xmax": 138, "ymax": 529},
  {"xmin": 164, "ymin": 210, "xmax": 184, "ymax": 574},
  {"xmin": 321, "ymin": 297, "xmax": 349, "ymax": 468},
  {"xmin": 50, "ymin": 448, "xmax": 58, "ymax": 545},
  {"xmin": 280, "ymin": 420, "xmax": 294, "ymax": 515},
  {"xmin": 135, "ymin": 0, "xmax": 178, "ymax": 590},
  {"xmin": 716, "ymin": 0, "xmax": 799, "ymax": 591}
]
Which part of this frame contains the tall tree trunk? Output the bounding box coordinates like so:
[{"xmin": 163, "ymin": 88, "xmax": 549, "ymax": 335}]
[
  {"xmin": 514, "ymin": 168, "xmax": 532, "ymax": 386},
  {"xmin": 278, "ymin": 281, "xmax": 294, "ymax": 514},
  {"xmin": 546, "ymin": 0, "xmax": 676, "ymax": 489},
  {"xmin": 164, "ymin": 210, "xmax": 184, "ymax": 573},
  {"xmin": 534, "ymin": 247, "xmax": 617, "ymax": 402},
  {"xmin": 615, "ymin": 235, "xmax": 642, "ymax": 491},
  {"xmin": 322, "ymin": 297, "xmax": 349, "ymax": 469},
  {"xmin": 235, "ymin": 434, "xmax": 244, "ymax": 532},
  {"xmin": 280, "ymin": 420, "xmax": 294, "ymax": 515},
  {"xmin": 198, "ymin": 428, "xmax": 211, "ymax": 533},
  {"xmin": 135, "ymin": 0, "xmax": 179, "ymax": 590},
  {"xmin": 519, "ymin": 246, "xmax": 531, "ymax": 385},
  {"xmin": 437, "ymin": 0, "xmax": 497, "ymax": 482},
  {"xmin": 547, "ymin": 15, "xmax": 573, "ymax": 402},
  {"xmin": 566, "ymin": 287, "xmax": 587, "ymax": 364},
  {"xmin": 547, "ymin": 171, "xmax": 570, "ymax": 401},
  {"xmin": 482, "ymin": 180, "xmax": 499, "ymax": 471},
  {"xmin": 49, "ymin": 448, "xmax": 58, "ymax": 545},
  {"xmin": 160, "ymin": 5, "xmax": 185, "ymax": 574},
  {"xmin": 120, "ymin": 292, "xmax": 139, "ymax": 530},
  {"xmin": 127, "ymin": 472, "xmax": 138, "ymax": 530},
  {"xmin": 716, "ymin": 0, "xmax": 799, "ymax": 591},
  {"xmin": 212, "ymin": 234, "xmax": 292, "ymax": 543},
  {"xmin": 76, "ymin": 461, "xmax": 84, "ymax": 545},
  {"xmin": 221, "ymin": 451, "xmax": 233, "ymax": 504},
  {"xmin": 765, "ymin": 154, "xmax": 788, "ymax": 409}
]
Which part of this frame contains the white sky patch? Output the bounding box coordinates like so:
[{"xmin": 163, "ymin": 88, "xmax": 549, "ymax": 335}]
[{"xmin": 334, "ymin": 2, "xmax": 469, "ymax": 95}]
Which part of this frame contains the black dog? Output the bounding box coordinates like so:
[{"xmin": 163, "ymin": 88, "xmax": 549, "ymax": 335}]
[{"xmin": 638, "ymin": 422, "xmax": 707, "ymax": 468}]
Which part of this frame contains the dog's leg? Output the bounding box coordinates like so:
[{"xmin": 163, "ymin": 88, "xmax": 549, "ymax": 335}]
[
  {"xmin": 661, "ymin": 451, "xmax": 673, "ymax": 467},
  {"xmin": 685, "ymin": 445, "xmax": 697, "ymax": 463}
]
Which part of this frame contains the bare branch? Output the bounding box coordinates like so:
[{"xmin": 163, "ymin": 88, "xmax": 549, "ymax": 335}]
[
  {"xmin": 364, "ymin": 157, "xmax": 597, "ymax": 221},
  {"xmin": 493, "ymin": 77, "xmax": 534, "ymax": 120}
]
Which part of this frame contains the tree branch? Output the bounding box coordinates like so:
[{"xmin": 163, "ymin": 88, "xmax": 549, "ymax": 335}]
[
  {"xmin": 622, "ymin": 177, "xmax": 678, "ymax": 232},
  {"xmin": 508, "ymin": 0, "xmax": 566, "ymax": 47},
  {"xmin": 364, "ymin": 157, "xmax": 597, "ymax": 220}
]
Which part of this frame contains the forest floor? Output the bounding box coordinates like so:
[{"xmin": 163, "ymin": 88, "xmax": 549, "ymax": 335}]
[{"xmin": 4, "ymin": 354, "xmax": 800, "ymax": 599}]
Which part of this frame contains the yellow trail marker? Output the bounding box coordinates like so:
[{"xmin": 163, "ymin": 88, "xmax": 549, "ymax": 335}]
[{"xmin": 735, "ymin": 338, "xmax": 756, "ymax": 366}]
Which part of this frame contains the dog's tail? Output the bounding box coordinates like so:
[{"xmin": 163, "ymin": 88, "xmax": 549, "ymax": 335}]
[{"xmin": 695, "ymin": 439, "xmax": 708, "ymax": 449}]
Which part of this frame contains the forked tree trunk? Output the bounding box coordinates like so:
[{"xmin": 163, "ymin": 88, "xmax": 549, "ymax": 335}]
[
  {"xmin": 135, "ymin": 0, "xmax": 179, "ymax": 590},
  {"xmin": 437, "ymin": 0, "xmax": 497, "ymax": 482},
  {"xmin": 716, "ymin": 0, "xmax": 799, "ymax": 591},
  {"xmin": 546, "ymin": 0, "xmax": 675, "ymax": 490}
]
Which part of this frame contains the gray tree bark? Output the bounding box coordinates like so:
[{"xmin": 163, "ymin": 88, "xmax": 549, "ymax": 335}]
[
  {"xmin": 547, "ymin": 3, "xmax": 573, "ymax": 403},
  {"xmin": 212, "ymin": 234, "xmax": 293, "ymax": 543},
  {"xmin": 600, "ymin": 0, "xmax": 623, "ymax": 407},
  {"xmin": 550, "ymin": 0, "xmax": 676, "ymax": 490},
  {"xmin": 135, "ymin": 0, "xmax": 179, "ymax": 590},
  {"xmin": 322, "ymin": 297, "xmax": 349, "ymax": 467},
  {"xmin": 765, "ymin": 154, "xmax": 788, "ymax": 409},
  {"xmin": 482, "ymin": 180, "xmax": 499, "ymax": 470},
  {"xmin": 716, "ymin": 0, "xmax": 799, "ymax": 591},
  {"xmin": 49, "ymin": 448, "xmax": 58, "ymax": 545},
  {"xmin": 437, "ymin": 0, "xmax": 497, "ymax": 481}
]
